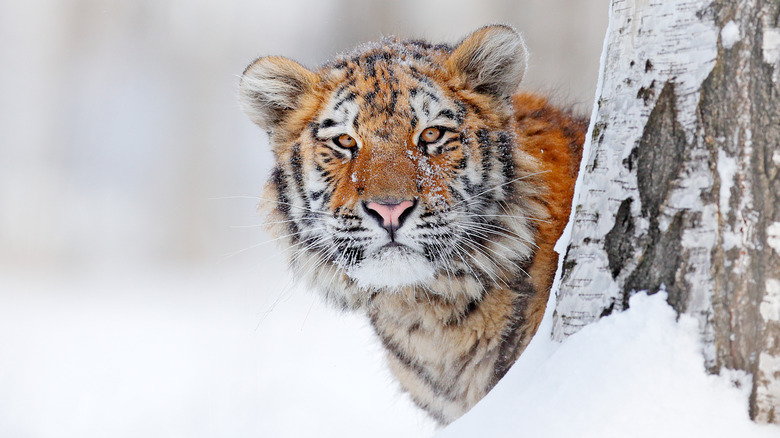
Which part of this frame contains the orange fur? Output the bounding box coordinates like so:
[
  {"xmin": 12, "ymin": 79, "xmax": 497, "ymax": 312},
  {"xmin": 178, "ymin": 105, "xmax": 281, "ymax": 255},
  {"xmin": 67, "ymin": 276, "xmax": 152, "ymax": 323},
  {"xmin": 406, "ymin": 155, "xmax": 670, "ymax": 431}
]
[{"xmin": 513, "ymin": 93, "xmax": 587, "ymax": 332}]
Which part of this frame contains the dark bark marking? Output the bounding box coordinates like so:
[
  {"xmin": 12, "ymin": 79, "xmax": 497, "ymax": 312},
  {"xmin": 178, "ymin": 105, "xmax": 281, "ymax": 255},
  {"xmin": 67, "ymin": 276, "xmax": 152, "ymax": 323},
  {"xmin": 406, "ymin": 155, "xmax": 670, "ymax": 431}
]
[
  {"xmin": 636, "ymin": 79, "xmax": 656, "ymax": 105},
  {"xmin": 623, "ymin": 81, "xmax": 688, "ymax": 310},
  {"xmin": 604, "ymin": 197, "xmax": 635, "ymax": 280}
]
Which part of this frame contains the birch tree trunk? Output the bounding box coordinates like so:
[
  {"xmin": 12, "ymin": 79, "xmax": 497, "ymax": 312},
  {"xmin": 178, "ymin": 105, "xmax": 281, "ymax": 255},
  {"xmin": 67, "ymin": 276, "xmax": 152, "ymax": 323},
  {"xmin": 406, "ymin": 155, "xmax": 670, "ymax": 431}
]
[{"xmin": 552, "ymin": 0, "xmax": 780, "ymax": 424}]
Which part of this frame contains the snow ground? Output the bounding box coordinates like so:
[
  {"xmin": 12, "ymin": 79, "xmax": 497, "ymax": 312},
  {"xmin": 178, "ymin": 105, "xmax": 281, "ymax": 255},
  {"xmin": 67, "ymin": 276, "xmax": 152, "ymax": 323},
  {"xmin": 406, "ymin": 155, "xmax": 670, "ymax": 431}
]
[
  {"xmin": 0, "ymin": 252, "xmax": 436, "ymax": 437},
  {"xmin": 441, "ymin": 293, "xmax": 779, "ymax": 438},
  {"xmin": 4, "ymin": 263, "xmax": 778, "ymax": 438},
  {"xmin": 2, "ymin": 254, "xmax": 779, "ymax": 437}
]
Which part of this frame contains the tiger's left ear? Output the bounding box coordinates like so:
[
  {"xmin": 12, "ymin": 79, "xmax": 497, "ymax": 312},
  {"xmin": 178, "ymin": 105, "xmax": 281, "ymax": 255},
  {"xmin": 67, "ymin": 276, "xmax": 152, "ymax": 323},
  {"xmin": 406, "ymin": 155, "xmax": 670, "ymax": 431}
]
[
  {"xmin": 238, "ymin": 56, "xmax": 317, "ymax": 132},
  {"xmin": 447, "ymin": 24, "xmax": 528, "ymax": 99}
]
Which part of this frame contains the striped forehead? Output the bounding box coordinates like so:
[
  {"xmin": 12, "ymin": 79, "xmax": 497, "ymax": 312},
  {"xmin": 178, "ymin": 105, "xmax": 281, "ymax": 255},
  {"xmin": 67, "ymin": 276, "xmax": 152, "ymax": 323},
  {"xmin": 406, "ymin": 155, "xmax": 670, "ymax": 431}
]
[
  {"xmin": 407, "ymin": 83, "xmax": 462, "ymax": 129},
  {"xmin": 315, "ymin": 87, "xmax": 361, "ymax": 139},
  {"xmin": 316, "ymin": 62, "xmax": 461, "ymax": 140}
]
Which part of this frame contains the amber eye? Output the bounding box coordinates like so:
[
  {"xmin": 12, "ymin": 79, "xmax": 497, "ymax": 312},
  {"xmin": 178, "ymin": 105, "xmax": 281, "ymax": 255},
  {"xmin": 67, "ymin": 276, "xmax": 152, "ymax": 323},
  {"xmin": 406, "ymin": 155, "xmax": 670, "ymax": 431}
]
[
  {"xmin": 419, "ymin": 127, "xmax": 443, "ymax": 143},
  {"xmin": 334, "ymin": 134, "xmax": 357, "ymax": 149}
]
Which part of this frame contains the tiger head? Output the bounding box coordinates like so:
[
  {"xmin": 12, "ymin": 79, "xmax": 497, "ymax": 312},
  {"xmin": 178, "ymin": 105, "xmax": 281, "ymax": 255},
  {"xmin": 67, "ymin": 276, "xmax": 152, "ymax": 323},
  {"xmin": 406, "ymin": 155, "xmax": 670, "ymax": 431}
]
[{"xmin": 239, "ymin": 25, "xmax": 545, "ymax": 309}]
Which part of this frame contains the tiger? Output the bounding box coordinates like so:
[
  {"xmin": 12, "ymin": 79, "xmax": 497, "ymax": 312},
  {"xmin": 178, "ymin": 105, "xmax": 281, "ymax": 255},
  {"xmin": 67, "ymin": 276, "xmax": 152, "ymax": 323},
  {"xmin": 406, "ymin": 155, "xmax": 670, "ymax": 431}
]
[{"xmin": 238, "ymin": 24, "xmax": 586, "ymax": 425}]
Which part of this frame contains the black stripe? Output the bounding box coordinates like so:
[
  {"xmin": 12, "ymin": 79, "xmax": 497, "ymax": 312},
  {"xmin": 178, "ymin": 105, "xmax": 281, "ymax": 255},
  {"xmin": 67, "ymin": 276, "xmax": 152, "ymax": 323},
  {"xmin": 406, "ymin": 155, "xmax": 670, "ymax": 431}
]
[
  {"xmin": 434, "ymin": 137, "xmax": 459, "ymax": 155},
  {"xmin": 290, "ymin": 143, "xmax": 306, "ymax": 196},
  {"xmin": 370, "ymin": 321, "xmax": 460, "ymax": 403},
  {"xmin": 269, "ymin": 166, "xmax": 301, "ymax": 242},
  {"xmin": 339, "ymin": 226, "xmax": 369, "ymax": 233},
  {"xmin": 418, "ymin": 231, "xmax": 454, "ymax": 240},
  {"xmin": 496, "ymin": 131, "xmax": 516, "ymax": 198},
  {"xmin": 334, "ymin": 235, "xmax": 371, "ymax": 243},
  {"xmin": 331, "ymin": 59, "xmax": 348, "ymax": 69},
  {"xmin": 460, "ymin": 175, "xmax": 483, "ymax": 198},
  {"xmin": 408, "ymin": 66, "xmax": 435, "ymax": 88},
  {"xmin": 436, "ymin": 109, "xmax": 456, "ymax": 120},
  {"xmin": 389, "ymin": 90, "xmax": 399, "ymax": 114},
  {"xmin": 421, "ymin": 89, "xmax": 440, "ymax": 103},
  {"xmin": 454, "ymin": 100, "xmax": 468, "ymax": 123},
  {"xmin": 476, "ymin": 129, "xmax": 493, "ymax": 182},
  {"xmin": 414, "ymin": 400, "xmax": 449, "ymax": 425},
  {"xmin": 333, "ymin": 92, "xmax": 356, "ymax": 111},
  {"xmin": 270, "ymin": 166, "xmax": 291, "ymax": 216},
  {"xmin": 416, "ymin": 221, "xmax": 442, "ymax": 230},
  {"xmin": 421, "ymin": 243, "xmax": 439, "ymax": 262},
  {"xmin": 449, "ymin": 184, "xmax": 466, "ymax": 203},
  {"xmin": 332, "ymin": 235, "xmax": 363, "ymax": 258},
  {"xmin": 450, "ymin": 338, "xmax": 482, "ymax": 383},
  {"xmin": 309, "ymin": 122, "xmax": 320, "ymax": 140},
  {"xmin": 491, "ymin": 277, "xmax": 536, "ymax": 387}
]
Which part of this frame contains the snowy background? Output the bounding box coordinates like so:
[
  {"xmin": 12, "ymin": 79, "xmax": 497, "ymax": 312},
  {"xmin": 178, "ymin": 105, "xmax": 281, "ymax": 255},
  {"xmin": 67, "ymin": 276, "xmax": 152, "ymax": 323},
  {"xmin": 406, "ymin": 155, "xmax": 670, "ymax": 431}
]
[{"xmin": 11, "ymin": 0, "xmax": 773, "ymax": 437}]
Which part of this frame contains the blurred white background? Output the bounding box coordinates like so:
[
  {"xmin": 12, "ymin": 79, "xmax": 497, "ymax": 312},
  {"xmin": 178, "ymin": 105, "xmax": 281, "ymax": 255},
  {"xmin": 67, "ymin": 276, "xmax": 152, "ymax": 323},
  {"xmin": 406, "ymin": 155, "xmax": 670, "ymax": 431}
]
[{"xmin": 0, "ymin": 0, "xmax": 608, "ymax": 436}]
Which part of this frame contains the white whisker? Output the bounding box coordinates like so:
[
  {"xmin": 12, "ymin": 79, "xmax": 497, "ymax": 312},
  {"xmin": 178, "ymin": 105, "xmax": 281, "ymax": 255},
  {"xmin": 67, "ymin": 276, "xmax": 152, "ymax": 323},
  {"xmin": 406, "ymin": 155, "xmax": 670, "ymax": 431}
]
[
  {"xmin": 448, "ymin": 241, "xmax": 489, "ymax": 296},
  {"xmin": 450, "ymin": 170, "xmax": 550, "ymax": 209},
  {"xmin": 455, "ymin": 220, "xmax": 538, "ymax": 249},
  {"xmin": 463, "ymin": 213, "xmax": 551, "ymax": 224},
  {"xmin": 253, "ymin": 196, "xmax": 328, "ymax": 215},
  {"xmin": 223, "ymin": 227, "xmax": 328, "ymax": 259},
  {"xmin": 454, "ymin": 226, "xmax": 530, "ymax": 277}
]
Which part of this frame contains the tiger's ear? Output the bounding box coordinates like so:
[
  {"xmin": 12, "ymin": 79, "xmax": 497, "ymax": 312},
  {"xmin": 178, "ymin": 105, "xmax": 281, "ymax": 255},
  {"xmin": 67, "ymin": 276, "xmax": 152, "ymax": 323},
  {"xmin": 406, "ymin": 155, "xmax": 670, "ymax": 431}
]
[
  {"xmin": 238, "ymin": 56, "xmax": 317, "ymax": 131},
  {"xmin": 447, "ymin": 25, "xmax": 528, "ymax": 99}
]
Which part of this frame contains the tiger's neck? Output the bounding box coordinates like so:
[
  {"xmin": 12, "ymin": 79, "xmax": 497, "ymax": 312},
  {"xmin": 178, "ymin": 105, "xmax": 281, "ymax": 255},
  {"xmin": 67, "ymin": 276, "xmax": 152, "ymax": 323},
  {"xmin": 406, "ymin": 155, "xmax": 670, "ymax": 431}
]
[{"xmin": 366, "ymin": 277, "xmax": 542, "ymax": 425}]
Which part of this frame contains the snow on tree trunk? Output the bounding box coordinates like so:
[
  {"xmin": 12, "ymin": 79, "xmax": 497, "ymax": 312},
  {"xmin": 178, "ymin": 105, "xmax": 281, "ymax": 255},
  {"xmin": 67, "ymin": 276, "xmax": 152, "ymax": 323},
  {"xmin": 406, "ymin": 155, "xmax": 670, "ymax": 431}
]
[{"xmin": 552, "ymin": 0, "xmax": 780, "ymax": 424}]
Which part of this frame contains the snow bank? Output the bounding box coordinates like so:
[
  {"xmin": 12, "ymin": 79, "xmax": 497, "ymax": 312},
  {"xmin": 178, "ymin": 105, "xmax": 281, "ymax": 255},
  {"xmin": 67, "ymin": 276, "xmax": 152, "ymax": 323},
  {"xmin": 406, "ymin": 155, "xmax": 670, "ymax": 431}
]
[
  {"xmin": 440, "ymin": 293, "xmax": 778, "ymax": 438},
  {"xmin": 2, "ymin": 244, "xmax": 776, "ymax": 438}
]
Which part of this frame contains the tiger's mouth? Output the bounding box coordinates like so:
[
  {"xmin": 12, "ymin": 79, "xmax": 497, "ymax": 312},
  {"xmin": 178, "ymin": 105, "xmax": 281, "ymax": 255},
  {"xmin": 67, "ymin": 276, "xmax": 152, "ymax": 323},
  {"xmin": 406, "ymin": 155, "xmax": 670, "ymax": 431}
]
[
  {"xmin": 380, "ymin": 240, "xmax": 407, "ymax": 248},
  {"xmin": 371, "ymin": 239, "xmax": 417, "ymax": 258}
]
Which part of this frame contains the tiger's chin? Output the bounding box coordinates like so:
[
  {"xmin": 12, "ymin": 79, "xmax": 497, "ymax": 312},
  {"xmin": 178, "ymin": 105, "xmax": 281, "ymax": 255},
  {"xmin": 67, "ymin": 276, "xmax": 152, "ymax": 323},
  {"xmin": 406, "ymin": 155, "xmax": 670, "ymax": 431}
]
[{"xmin": 346, "ymin": 246, "xmax": 436, "ymax": 291}]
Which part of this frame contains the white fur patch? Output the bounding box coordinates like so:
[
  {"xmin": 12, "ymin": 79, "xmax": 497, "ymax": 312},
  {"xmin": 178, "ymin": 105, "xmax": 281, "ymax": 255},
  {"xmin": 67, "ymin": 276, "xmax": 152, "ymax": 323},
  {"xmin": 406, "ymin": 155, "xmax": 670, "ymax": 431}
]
[{"xmin": 346, "ymin": 247, "xmax": 435, "ymax": 290}]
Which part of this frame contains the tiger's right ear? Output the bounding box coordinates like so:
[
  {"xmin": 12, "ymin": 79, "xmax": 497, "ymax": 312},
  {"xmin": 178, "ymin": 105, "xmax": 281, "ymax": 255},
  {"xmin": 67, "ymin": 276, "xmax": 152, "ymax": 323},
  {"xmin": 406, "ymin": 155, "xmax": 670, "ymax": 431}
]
[
  {"xmin": 238, "ymin": 56, "xmax": 317, "ymax": 131},
  {"xmin": 447, "ymin": 25, "xmax": 528, "ymax": 100}
]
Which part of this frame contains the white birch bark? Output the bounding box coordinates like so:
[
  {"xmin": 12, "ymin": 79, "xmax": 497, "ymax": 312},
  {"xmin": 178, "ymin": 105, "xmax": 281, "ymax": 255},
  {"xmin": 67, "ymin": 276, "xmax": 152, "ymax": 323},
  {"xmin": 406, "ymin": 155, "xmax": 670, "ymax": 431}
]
[{"xmin": 552, "ymin": 0, "xmax": 780, "ymax": 424}]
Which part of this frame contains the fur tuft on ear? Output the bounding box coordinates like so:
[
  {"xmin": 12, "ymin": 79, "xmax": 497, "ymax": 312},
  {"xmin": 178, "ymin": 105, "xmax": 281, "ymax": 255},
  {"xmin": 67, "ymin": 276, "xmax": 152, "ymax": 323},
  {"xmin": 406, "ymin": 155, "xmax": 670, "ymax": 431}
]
[
  {"xmin": 238, "ymin": 56, "xmax": 317, "ymax": 131},
  {"xmin": 447, "ymin": 24, "xmax": 528, "ymax": 99}
]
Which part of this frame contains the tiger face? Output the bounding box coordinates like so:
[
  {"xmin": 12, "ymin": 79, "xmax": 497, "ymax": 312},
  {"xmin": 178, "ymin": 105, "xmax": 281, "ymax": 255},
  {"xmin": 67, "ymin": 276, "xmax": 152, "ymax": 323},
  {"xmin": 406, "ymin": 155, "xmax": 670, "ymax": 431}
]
[{"xmin": 239, "ymin": 25, "xmax": 543, "ymax": 309}]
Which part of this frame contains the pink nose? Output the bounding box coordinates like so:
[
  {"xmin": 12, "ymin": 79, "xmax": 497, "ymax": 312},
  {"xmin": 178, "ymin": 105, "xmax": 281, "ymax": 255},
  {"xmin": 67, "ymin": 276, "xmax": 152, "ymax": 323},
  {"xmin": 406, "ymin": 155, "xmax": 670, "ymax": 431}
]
[{"xmin": 365, "ymin": 200, "xmax": 415, "ymax": 230}]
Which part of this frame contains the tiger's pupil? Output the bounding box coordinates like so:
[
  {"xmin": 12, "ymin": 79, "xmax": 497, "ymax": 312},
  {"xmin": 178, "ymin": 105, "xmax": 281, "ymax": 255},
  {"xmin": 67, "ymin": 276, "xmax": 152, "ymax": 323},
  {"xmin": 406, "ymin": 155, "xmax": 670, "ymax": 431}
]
[
  {"xmin": 337, "ymin": 134, "xmax": 357, "ymax": 148},
  {"xmin": 421, "ymin": 127, "xmax": 442, "ymax": 143}
]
